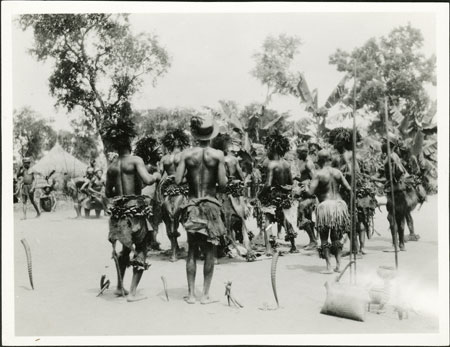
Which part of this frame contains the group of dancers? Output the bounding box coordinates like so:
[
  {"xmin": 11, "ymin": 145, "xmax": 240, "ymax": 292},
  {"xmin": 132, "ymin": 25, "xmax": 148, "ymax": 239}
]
[{"xmin": 16, "ymin": 111, "xmax": 427, "ymax": 303}]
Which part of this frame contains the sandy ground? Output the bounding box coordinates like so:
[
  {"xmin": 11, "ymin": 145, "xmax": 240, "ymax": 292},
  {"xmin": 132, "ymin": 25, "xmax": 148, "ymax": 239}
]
[{"xmin": 14, "ymin": 195, "xmax": 439, "ymax": 336}]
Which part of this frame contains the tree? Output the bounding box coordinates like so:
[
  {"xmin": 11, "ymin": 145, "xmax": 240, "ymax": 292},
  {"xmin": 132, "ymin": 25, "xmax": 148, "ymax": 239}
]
[
  {"xmin": 251, "ymin": 34, "xmax": 302, "ymax": 105},
  {"xmin": 133, "ymin": 107, "xmax": 193, "ymax": 139},
  {"xmin": 58, "ymin": 129, "xmax": 99, "ymax": 163},
  {"xmin": 18, "ymin": 14, "xmax": 171, "ymax": 153},
  {"xmin": 13, "ymin": 107, "xmax": 57, "ymax": 159},
  {"xmin": 329, "ymin": 24, "xmax": 436, "ymax": 135}
]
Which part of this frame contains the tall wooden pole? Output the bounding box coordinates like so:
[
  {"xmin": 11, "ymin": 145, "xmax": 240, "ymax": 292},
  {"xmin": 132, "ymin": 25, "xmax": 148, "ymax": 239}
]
[
  {"xmin": 384, "ymin": 97, "xmax": 399, "ymax": 269},
  {"xmin": 351, "ymin": 63, "xmax": 358, "ymax": 282}
]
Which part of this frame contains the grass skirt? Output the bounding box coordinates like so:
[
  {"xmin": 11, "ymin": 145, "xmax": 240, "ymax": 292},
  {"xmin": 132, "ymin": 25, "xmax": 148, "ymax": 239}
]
[{"xmin": 316, "ymin": 199, "xmax": 349, "ymax": 257}]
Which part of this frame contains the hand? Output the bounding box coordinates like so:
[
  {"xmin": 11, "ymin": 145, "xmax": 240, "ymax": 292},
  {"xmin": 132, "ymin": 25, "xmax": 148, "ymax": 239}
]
[{"xmin": 153, "ymin": 172, "xmax": 162, "ymax": 181}]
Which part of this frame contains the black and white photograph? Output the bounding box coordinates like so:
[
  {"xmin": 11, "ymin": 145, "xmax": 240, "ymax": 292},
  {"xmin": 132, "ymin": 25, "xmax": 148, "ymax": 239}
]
[{"xmin": 2, "ymin": 2, "xmax": 449, "ymax": 346}]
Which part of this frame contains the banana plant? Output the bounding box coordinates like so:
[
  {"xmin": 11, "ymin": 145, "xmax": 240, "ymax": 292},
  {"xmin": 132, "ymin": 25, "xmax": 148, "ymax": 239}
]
[{"xmin": 293, "ymin": 73, "xmax": 350, "ymax": 137}]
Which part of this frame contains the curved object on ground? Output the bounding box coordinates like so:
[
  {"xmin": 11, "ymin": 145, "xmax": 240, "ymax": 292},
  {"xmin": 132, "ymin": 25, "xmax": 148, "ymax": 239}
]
[
  {"xmin": 271, "ymin": 251, "xmax": 280, "ymax": 308},
  {"xmin": 20, "ymin": 238, "xmax": 34, "ymax": 290},
  {"xmin": 161, "ymin": 276, "xmax": 169, "ymax": 301}
]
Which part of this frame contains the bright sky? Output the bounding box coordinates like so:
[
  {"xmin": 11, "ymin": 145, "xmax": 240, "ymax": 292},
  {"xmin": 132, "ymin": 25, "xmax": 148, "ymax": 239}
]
[{"xmin": 12, "ymin": 12, "xmax": 436, "ymax": 130}]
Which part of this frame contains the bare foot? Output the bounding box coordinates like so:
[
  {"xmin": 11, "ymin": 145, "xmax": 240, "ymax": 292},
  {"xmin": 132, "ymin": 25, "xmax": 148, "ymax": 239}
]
[
  {"xmin": 114, "ymin": 288, "xmax": 129, "ymax": 296},
  {"xmin": 304, "ymin": 242, "xmax": 317, "ymax": 250},
  {"xmin": 169, "ymin": 255, "xmax": 178, "ymax": 262},
  {"xmin": 127, "ymin": 294, "xmax": 147, "ymax": 302},
  {"xmin": 320, "ymin": 269, "xmax": 334, "ymax": 274},
  {"xmin": 333, "ymin": 267, "xmax": 341, "ymax": 273},
  {"xmin": 289, "ymin": 247, "xmax": 300, "ymax": 254},
  {"xmin": 200, "ymin": 296, "xmax": 219, "ymax": 305},
  {"xmin": 360, "ymin": 249, "xmax": 367, "ymax": 255},
  {"xmin": 183, "ymin": 295, "xmax": 196, "ymax": 304}
]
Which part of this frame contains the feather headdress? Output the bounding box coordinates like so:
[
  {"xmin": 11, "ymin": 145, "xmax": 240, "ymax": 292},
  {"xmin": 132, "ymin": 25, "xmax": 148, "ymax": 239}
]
[
  {"xmin": 211, "ymin": 133, "xmax": 232, "ymax": 152},
  {"xmin": 264, "ymin": 131, "xmax": 290, "ymax": 156},
  {"xmin": 161, "ymin": 128, "xmax": 190, "ymax": 152},
  {"xmin": 134, "ymin": 136, "xmax": 161, "ymax": 166},
  {"xmin": 327, "ymin": 127, "xmax": 361, "ymax": 151},
  {"xmin": 100, "ymin": 117, "xmax": 137, "ymax": 151}
]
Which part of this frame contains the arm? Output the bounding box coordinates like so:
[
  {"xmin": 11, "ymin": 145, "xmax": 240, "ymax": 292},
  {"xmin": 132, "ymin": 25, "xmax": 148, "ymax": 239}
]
[
  {"xmin": 265, "ymin": 163, "xmax": 274, "ymax": 188},
  {"xmin": 235, "ymin": 160, "xmax": 246, "ymax": 182},
  {"xmin": 339, "ymin": 171, "xmax": 352, "ymax": 192},
  {"xmin": 307, "ymin": 160, "xmax": 316, "ymax": 179},
  {"xmin": 105, "ymin": 170, "xmax": 115, "ymax": 198},
  {"xmin": 136, "ymin": 157, "xmax": 160, "ymax": 186},
  {"xmin": 307, "ymin": 175, "xmax": 319, "ymax": 197},
  {"xmin": 286, "ymin": 164, "xmax": 293, "ymax": 186},
  {"xmin": 175, "ymin": 152, "xmax": 187, "ymax": 185},
  {"xmin": 217, "ymin": 152, "xmax": 227, "ymax": 188}
]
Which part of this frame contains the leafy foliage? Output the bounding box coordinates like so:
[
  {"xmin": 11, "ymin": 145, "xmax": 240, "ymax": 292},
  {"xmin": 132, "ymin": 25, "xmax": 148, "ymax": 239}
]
[
  {"xmin": 251, "ymin": 34, "xmax": 302, "ymax": 104},
  {"xmin": 18, "ymin": 14, "xmax": 171, "ymax": 152},
  {"xmin": 58, "ymin": 129, "xmax": 99, "ymax": 163},
  {"xmin": 133, "ymin": 107, "xmax": 193, "ymax": 138},
  {"xmin": 13, "ymin": 107, "xmax": 57, "ymax": 159},
  {"xmin": 329, "ymin": 24, "xmax": 436, "ymax": 135}
]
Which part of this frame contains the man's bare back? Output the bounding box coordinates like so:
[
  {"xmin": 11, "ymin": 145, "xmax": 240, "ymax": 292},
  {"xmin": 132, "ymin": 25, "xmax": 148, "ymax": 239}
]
[
  {"xmin": 266, "ymin": 159, "xmax": 293, "ymax": 187},
  {"xmin": 161, "ymin": 153, "xmax": 182, "ymax": 176},
  {"xmin": 176, "ymin": 147, "xmax": 227, "ymax": 198},
  {"xmin": 311, "ymin": 166, "xmax": 350, "ymax": 202},
  {"xmin": 106, "ymin": 155, "xmax": 157, "ymax": 198}
]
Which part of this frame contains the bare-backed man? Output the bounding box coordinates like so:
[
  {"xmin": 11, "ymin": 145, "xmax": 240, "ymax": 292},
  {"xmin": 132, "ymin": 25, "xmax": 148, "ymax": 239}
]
[
  {"xmin": 176, "ymin": 113, "xmax": 227, "ymax": 304},
  {"xmin": 104, "ymin": 119, "xmax": 160, "ymax": 302},
  {"xmin": 212, "ymin": 133, "xmax": 255, "ymax": 261},
  {"xmin": 307, "ymin": 150, "xmax": 351, "ymax": 274},
  {"xmin": 159, "ymin": 129, "xmax": 190, "ymax": 262},
  {"xmin": 294, "ymin": 144, "xmax": 317, "ymax": 250},
  {"xmin": 258, "ymin": 132, "xmax": 297, "ymax": 254}
]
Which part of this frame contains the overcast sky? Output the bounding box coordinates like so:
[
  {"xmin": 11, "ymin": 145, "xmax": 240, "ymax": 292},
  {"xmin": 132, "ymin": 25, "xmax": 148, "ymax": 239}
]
[{"xmin": 12, "ymin": 12, "xmax": 436, "ymax": 130}]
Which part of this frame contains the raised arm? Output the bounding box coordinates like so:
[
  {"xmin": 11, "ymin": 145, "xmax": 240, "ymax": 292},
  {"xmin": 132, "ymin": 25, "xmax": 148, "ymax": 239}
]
[{"xmin": 175, "ymin": 152, "xmax": 187, "ymax": 185}]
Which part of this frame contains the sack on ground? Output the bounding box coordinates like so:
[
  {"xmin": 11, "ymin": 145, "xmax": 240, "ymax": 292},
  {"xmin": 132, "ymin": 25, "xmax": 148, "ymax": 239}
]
[{"xmin": 321, "ymin": 281, "xmax": 370, "ymax": 322}]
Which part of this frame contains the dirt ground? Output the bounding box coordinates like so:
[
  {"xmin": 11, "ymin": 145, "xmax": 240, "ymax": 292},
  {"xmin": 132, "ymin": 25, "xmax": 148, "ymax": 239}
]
[{"xmin": 14, "ymin": 195, "xmax": 439, "ymax": 336}]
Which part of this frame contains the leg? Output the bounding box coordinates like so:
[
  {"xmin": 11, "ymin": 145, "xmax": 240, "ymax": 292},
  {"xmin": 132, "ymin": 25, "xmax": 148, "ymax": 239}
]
[
  {"xmin": 84, "ymin": 208, "xmax": 90, "ymax": 218},
  {"xmin": 200, "ymin": 241, "xmax": 218, "ymax": 304},
  {"xmin": 303, "ymin": 222, "xmax": 318, "ymax": 250},
  {"xmin": 127, "ymin": 267, "xmax": 147, "ymax": 302},
  {"xmin": 113, "ymin": 246, "xmax": 130, "ymax": 296},
  {"xmin": 240, "ymin": 218, "xmax": 256, "ymax": 261},
  {"xmin": 397, "ymin": 215, "xmax": 406, "ymax": 251},
  {"xmin": 319, "ymin": 227, "xmax": 333, "ymax": 274},
  {"xmin": 284, "ymin": 219, "xmax": 298, "ymax": 253},
  {"xmin": 263, "ymin": 214, "xmax": 273, "ymax": 256},
  {"xmin": 21, "ymin": 195, "xmax": 28, "ymax": 219},
  {"xmin": 29, "ymin": 192, "xmax": 40, "ymax": 217},
  {"xmin": 405, "ymin": 211, "xmax": 420, "ymax": 241},
  {"xmin": 95, "ymin": 209, "xmax": 101, "ymax": 218},
  {"xmin": 185, "ymin": 234, "xmax": 197, "ymax": 304}
]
